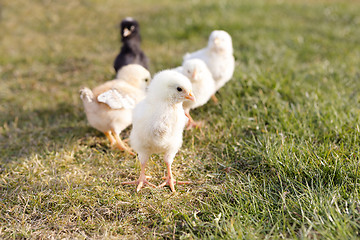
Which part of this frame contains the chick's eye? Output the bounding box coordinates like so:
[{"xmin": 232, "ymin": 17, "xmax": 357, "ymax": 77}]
[
  {"xmin": 177, "ymin": 87, "xmax": 182, "ymax": 92},
  {"xmin": 145, "ymin": 78, "xmax": 149, "ymax": 82}
]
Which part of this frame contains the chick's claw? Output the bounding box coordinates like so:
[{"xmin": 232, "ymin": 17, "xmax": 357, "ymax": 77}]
[
  {"xmin": 158, "ymin": 176, "xmax": 192, "ymax": 192},
  {"xmin": 136, "ymin": 179, "xmax": 156, "ymax": 192},
  {"xmin": 121, "ymin": 175, "xmax": 156, "ymax": 192},
  {"xmin": 125, "ymin": 148, "xmax": 136, "ymax": 156},
  {"xmin": 158, "ymin": 177, "xmax": 176, "ymax": 192}
]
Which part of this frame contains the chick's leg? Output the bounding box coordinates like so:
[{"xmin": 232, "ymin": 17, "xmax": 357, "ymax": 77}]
[
  {"xmin": 104, "ymin": 131, "xmax": 116, "ymax": 146},
  {"xmin": 112, "ymin": 129, "xmax": 135, "ymax": 155},
  {"xmin": 158, "ymin": 155, "xmax": 191, "ymax": 192},
  {"xmin": 211, "ymin": 94, "xmax": 218, "ymax": 104},
  {"xmin": 121, "ymin": 155, "xmax": 156, "ymax": 192},
  {"xmin": 158, "ymin": 161, "xmax": 176, "ymax": 192},
  {"xmin": 136, "ymin": 162, "xmax": 156, "ymax": 192},
  {"xmin": 185, "ymin": 110, "xmax": 203, "ymax": 130}
]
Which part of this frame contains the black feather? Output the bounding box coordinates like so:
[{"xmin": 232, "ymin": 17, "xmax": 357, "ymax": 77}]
[{"xmin": 113, "ymin": 18, "xmax": 149, "ymax": 73}]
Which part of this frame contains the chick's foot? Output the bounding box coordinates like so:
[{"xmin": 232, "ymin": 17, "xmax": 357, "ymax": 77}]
[
  {"xmin": 158, "ymin": 176, "xmax": 192, "ymax": 192},
  {"xmin": 121, "ymin": 175, "xmax": 156, "ymax": 192}
]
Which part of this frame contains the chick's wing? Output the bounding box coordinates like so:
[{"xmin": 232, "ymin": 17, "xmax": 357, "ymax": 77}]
[{"xmin": 97, "ymin": 88, "xmax": 136, "ymax": 110}]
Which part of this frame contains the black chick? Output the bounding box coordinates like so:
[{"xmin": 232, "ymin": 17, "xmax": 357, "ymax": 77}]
[{"xmin": 113, "ymin": 17, "xmax": 149, "ymax": 73}]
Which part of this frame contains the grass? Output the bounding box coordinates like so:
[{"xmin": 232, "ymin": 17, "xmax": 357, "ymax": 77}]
[{"xmin": 1, "ymin": 0, "xmax": 360, "ymax": 238}]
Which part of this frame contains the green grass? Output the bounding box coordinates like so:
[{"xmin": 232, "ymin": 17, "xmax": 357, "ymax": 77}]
[{"xmin": 1, "ymin": 0, "xmax": 360, "ymax": 238}]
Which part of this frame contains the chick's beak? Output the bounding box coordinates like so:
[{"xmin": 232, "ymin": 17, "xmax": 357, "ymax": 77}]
[
  {"xmin": 123, "ymin": 28, "xmax": 131, "ymax": 37},
  {"xmin": 191, "ymin": 69, "xmax": 197, "ymax": 80},
  {"xmin": 214, "ymin": 37, "xmax": 220, "ymax": 45},
  {"xmin": 185, "ymin": 91, "xmax": 195, "ymax": 102}
]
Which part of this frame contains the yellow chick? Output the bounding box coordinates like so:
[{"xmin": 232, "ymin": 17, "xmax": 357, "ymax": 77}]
[{"xmin": 80, "ymin": 64, "xmax": 151, "ymax": 154}]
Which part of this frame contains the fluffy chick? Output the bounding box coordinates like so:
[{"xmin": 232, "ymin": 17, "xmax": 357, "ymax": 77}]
[
  {"xmin": 122, "ymin": 70, "xmax": 195, "ymax": 192},
  {"xmin": 80, "ymin": 64, "xmax": 151, "ymax": 154},
  {"xmin": 176, "ymin": 59, "xmax": 216, "ymax": 128},
  {"xmin": 113, "ymin": 17, "xmax": 149, "ymax": 73},
  {"xmin": 183, "ymin": 30, "xmax": 235, "ymax": 102}
]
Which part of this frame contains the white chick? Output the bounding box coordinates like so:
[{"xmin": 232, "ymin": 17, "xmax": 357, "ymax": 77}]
[
  {"xmin": 122, "ymin": 70, "xmax": 195, "ymax": 192},
  {"xmin": 80, "ymin": 64, "xmax": 151, "ymax": 155},
  {"xmin": 176, "ymin": 59, "xmax": 216, "ymax": 128},
  {"xmin": 183, "ymin": 30, "xmax": 235, "ymax": 103}
]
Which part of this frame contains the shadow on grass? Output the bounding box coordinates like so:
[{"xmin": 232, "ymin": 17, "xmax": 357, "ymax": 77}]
[{"xmin": 0, "ymin": 102, "xmax": 99, "ymax": 164}]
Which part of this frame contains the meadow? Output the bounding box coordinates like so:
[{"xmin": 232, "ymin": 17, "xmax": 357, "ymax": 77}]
[{"xmin": 1, "ymin": 0, "xmax": 360, "ymax": 238}]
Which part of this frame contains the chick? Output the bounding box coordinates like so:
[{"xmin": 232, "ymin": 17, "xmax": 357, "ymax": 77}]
[
  {"xmin": 122, "ymin": 70, "xmax": 195, "ymax": 192},
  {"xmin": 176, "ymin": 59, "xmax": 216, "ymax": 128},
  {"xmin": 113, "ymin": 17, "xmax": 149, "ymax": 73},
  {"xmin": 183, "ymin": 30, "xmax": 235, "ymax": 103},
  {"xmin": 80, "ymin": 64, "xmax": 151, "ymax": 154}
]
